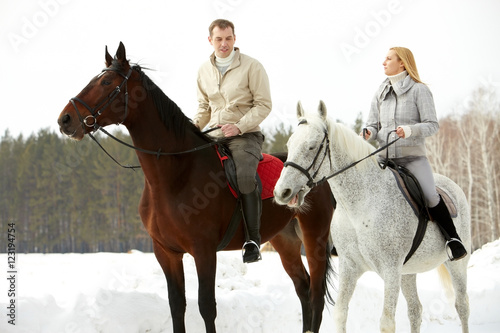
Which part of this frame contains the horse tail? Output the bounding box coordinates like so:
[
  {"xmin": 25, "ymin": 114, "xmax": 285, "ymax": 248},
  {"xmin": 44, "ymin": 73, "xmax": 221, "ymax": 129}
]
[
  {"xmin": 324, "ymin": 241, "xmax": 337, "ymax": 305},
  {"xmin": 437, "ymin": 264, "xmax": 454, "ymax": 300}
]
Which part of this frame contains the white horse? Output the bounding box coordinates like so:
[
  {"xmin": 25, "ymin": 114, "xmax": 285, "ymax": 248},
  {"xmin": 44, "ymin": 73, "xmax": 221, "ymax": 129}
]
[{"xmin": 274, "ymin": 101, "xmax": 471, "ymax": 333}]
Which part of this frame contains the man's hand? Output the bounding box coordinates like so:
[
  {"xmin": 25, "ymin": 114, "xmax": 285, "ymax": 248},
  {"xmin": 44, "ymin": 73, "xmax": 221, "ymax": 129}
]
[{"xmin": 219, "ymin": 124, "xmax": 241, "ymax": 137}]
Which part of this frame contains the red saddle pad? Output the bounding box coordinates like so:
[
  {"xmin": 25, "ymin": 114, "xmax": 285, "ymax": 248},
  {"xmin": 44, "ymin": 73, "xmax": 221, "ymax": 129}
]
[{"xmin": 257, "ymin": 154, "xmax": 284, "ymax": 200}]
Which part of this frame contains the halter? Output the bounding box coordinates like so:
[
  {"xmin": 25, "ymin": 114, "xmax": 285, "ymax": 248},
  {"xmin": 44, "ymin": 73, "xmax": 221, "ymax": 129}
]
[
  {"xmin": 70, "ymin": 67, "xmax": 133, "ymax": 131},
  {"xmin": 283, "ymin": 119, "xmax": 332, "ymax": 188}
]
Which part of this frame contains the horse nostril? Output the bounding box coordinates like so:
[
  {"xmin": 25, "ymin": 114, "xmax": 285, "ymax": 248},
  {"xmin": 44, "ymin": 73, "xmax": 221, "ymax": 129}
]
[
  {"xmin": 281, "ymin": 188, "xmax": 292, "ymax": 199},
  {"xmin": 61, "ymin": 114, "xmax": 71, "ymax": 125}
]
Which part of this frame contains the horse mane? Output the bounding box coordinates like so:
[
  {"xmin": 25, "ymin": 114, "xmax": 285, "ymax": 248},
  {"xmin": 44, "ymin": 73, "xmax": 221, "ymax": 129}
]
[
  {"xmin": 302, "ymin": 113, "xmax": 378, "ymax": 170},
  {"xmin": 110, "ymin": 60, "xmax": 212, "ymax": 143},
  {"xmin": 326, "ymin": 118, "xmax": 378, "ymax": 169}
]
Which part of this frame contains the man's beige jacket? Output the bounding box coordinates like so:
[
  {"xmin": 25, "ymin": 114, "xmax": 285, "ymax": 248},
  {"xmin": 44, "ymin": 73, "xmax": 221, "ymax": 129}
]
[{"xmin": 194, "ymin": 48, "xmax": 272, "ymax": 136}]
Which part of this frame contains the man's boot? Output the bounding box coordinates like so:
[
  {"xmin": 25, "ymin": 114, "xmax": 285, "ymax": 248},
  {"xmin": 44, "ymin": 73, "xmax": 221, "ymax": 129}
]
[
  {"xmin": 241, "ymin": 188, "xmax": 262, "ymax": 263},
  {"xmin": 428, "ymin": 195, "xmax": 467, "ymax": 261}
]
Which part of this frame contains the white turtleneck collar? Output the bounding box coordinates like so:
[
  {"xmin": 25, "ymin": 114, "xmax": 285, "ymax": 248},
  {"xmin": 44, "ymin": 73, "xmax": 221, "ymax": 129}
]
[
  {"xmin": 215, "ymin": 48, "xmax": 236, "ymax": 68},
  {"xmin": 388, "ymin": 70, "xmax": 408, "ymax": 85}
]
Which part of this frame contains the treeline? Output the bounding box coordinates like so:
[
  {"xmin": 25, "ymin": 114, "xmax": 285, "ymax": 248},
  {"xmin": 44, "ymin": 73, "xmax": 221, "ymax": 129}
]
[
  {"xmin": 0, "ymin": 129, "xmax": 149, "ymax": 253},
  {"xmin": 426, "ymin": 86, "xmax": 500, "ymax": 250},
  {"xmin": 0, "ymin": 125, "xmax": 292, "ymax": 254}
]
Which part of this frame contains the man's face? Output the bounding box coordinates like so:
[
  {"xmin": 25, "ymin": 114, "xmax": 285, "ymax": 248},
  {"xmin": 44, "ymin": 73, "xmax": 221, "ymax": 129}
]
[{"xmin": 209, "ymin": 26, "xmax": 236, "ymax": 58}]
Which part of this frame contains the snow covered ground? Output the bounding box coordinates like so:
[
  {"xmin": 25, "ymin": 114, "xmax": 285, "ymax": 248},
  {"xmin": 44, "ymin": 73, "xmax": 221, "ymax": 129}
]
[{"xmin": 1, "ymin": 239, "xmax": 499, "ymax": 333}]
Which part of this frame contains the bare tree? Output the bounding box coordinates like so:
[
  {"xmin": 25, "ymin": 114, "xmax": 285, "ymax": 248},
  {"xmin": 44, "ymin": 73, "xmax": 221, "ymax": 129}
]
[{"xmin": 428, "ymin": 84, "xmax": 500, "ymax": 250}]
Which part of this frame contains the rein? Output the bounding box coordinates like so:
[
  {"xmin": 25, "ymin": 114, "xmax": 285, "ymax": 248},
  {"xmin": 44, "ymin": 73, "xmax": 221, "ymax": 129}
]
[
  {"xmin": 284, "ymin": 121, "xmax": 399, "ymax": 188},
  {"xmin": 312, "ymin": 136, "xmax": 399, "ymax": 187},
  {"xmin": 70, "ymin": 67, "xmax": 220, "ymax": 169}
]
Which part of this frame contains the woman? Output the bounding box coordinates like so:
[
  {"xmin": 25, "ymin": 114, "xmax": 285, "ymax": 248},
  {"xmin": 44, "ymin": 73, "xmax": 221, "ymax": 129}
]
[{"xmin": 363, "ymin": 47, "xmax": 467, "ymax": 261}]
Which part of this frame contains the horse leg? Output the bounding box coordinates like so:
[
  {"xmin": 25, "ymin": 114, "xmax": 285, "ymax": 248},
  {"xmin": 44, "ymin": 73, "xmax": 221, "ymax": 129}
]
[
  {"xmin": 270, "ymin": 223, "xmax": 313, "ymax": 333},
  {"xmin": 153, "ymin": 241, "xmax": 187, "ymax": 333},
  {"xmin": 193, "ymin": 250, "xmax": 218, "ymax": 333},
  {"xmin": 400, "ymin": 274, "xmax": 422, "ymax": 333},
  {"xmin": 443, "ymin": 261, "xmax": 470, "ymax": 333},
  {"xmin": 300, "ymin": 219, "xmax": 332, "ymax": 332},
  {"xmin": 334, "ymin": 258, "xmax": 362, "ymax": 333},
  {"xmin": 379, "ymin": 272, "xmax": 402, "ymax": 333}
]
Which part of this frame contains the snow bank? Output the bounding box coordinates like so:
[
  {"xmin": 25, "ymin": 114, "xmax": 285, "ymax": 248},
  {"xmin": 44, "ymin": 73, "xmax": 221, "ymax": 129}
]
[{"xmin": 1, "ymin": 240, "xmax": 499, "ymax": 332}]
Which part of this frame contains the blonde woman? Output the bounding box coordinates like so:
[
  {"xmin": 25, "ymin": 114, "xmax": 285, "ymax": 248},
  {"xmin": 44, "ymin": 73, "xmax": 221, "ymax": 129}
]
[{"xmin": 363, "ymin": 47, "xmax": 467, "ymax": 260}]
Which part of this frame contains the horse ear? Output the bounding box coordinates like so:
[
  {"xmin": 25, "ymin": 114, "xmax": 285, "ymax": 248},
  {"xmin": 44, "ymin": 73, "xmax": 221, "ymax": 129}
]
[
  {"xmin": 296, "ymin": 101, "xmax": 305, "ymax": 119},
  {"xmin": 115, "ymin": 41, "xmax": 127, "ymax": 62},
  {"xmin": 105, "ymin": 46, "xmax": 113, "ymax": 67},
  {"xmin": 318, "ymin": 100, "xmax": 327, "ymax": 120}
]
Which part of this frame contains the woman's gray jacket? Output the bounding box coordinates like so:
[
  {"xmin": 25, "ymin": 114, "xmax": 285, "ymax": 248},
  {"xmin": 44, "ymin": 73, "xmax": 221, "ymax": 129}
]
[{"xmin": 366, "ymin": 75, "xmax": 439, "ymax": 159}]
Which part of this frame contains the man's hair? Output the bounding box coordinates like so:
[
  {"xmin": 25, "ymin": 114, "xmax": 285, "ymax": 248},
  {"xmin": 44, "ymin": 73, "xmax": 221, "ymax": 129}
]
[{"xmin": 209, "ymin": 19, "xmax": 235, "ymax": 37}]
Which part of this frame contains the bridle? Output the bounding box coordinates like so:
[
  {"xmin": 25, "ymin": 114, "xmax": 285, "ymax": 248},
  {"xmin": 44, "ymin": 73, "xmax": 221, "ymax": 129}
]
[
  {"xmin": 66, "ymin": 66, "xmax": 219, "ymax": 169},
  {"xmin": 283, "ymin": 119, "xmax": 332, "ymax": 188},
  {"xmin": 283, "ymin": 120, "xmax": 400, "ymax": 189},
  {"xmin": 70, "ymin": 67, "xmax": 133, "ymax": 131}
]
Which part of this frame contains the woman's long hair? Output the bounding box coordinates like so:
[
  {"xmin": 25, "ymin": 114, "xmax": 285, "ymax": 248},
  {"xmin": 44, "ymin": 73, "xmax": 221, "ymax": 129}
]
[{"xmin": 390, "ymin": 47, "xmax": 423, "ymax": 84}]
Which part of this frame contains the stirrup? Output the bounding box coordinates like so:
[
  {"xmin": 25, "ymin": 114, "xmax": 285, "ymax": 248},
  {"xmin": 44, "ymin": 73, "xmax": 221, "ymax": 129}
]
[
  {"xmin": 242, "ymin": 240, "xmax": 262, "ymax": 263},
  {"xmin": 445, "ymin": 238, "xmax": 467, "ymax": 261}
]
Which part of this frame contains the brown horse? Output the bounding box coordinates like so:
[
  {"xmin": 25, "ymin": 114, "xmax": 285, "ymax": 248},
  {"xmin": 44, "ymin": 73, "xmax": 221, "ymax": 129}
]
[{"xmin": 57, "ymin": 42, "xmax": 334, "ymax": 333}]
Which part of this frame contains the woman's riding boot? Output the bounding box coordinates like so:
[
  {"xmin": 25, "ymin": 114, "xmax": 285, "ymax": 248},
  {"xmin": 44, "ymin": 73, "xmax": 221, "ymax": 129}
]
[
  {"xmin": 428, "ymin": 195, "xmax": 467, "ymax": 261},
  {"xmin": 241, "ymin": 188, "xmax": 262, "ymax": 263}
]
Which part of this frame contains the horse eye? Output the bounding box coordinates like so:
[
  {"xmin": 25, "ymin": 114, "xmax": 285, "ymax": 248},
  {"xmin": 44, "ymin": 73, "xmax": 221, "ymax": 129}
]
[
  {"xmin": 308, "ymin": 146, "xmax": 315, "ymax": 151},
  {"xmin": 102, "ymin": 80, "xmax": 112, "ymax": 86}
]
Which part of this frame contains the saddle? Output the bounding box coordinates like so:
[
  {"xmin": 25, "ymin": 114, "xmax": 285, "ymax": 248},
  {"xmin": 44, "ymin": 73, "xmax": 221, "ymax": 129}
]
[
  {"xmin": 216, "ymin": 144, "xmax": 284, "ymax": 200},
  {"xmin": 214, "ymin": 144, "xmax": 284, "ymax": 251},
  {"xmin": 386, "ymin": 160, "xmax": 457, "ymax": 264}
]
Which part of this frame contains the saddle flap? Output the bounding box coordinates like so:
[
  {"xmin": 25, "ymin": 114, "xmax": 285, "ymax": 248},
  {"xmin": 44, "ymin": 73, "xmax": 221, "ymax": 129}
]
[
  {"xmin": 436, "ymin": 188, "xmax": 457, "ymax": 218},
  {"xmin": 216, "ymin": 144, "xmax": 239, "ymax": 198},
  {"xmin": 216, "ymin": 145, "xmax": 284, "ymax": 200},
  {"xmin": 389, "ymin": 167, "xmax": 457, "ymax": 218}
]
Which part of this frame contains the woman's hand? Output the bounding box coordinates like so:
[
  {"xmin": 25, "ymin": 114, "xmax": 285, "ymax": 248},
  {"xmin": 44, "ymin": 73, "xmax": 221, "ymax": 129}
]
[
  {"xmin": 360, "ymin": 128, "xmax": 371, "ymax": 140},
  {"xmin": 396, "ymin": 126, "xmax": 412, "ymax": 139}
]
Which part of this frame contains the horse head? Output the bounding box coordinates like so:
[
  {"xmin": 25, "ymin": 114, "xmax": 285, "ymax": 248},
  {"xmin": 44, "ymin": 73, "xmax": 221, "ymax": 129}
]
[
  {"xmin": 58, "ymin": 42, "xmax": 136, "ymax": 140},
  {"xmin": 274, "ymin": 100, "xmax": 331, "ymax": 207}
]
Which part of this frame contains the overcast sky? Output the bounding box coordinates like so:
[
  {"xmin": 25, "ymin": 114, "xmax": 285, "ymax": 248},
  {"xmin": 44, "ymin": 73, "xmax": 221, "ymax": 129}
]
[{"xmin": 2, "ymin": 0, "xmax": 500, "ymax": 138}]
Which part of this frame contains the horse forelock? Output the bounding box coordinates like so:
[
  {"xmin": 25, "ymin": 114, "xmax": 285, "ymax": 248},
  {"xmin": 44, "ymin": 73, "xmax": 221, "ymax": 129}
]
[{"xmin": 109, "ymin": 58, "xmax": 127, "ymax": 72}]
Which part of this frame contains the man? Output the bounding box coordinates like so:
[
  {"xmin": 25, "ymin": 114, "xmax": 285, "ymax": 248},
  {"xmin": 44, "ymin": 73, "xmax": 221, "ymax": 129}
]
[{"xmin": 193, "ymin": 19, "xmax": 272, "ymax": 263}]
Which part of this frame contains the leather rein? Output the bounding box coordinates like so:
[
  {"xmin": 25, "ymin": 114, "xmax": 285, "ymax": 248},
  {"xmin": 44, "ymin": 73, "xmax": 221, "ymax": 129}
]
[
  {"xmin": 69, "ymin": 67, "xmax": 218, "ymax": 169},
  {"xmin": 283, "ymin": 120, "xmax": 400, "ymax": 188}
]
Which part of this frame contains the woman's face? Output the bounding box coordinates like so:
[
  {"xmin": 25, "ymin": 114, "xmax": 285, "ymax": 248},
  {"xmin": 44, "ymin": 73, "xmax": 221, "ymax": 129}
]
[{"xmin": 383, "ymin": 50, "xmax": 405, "ymax": 76}]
